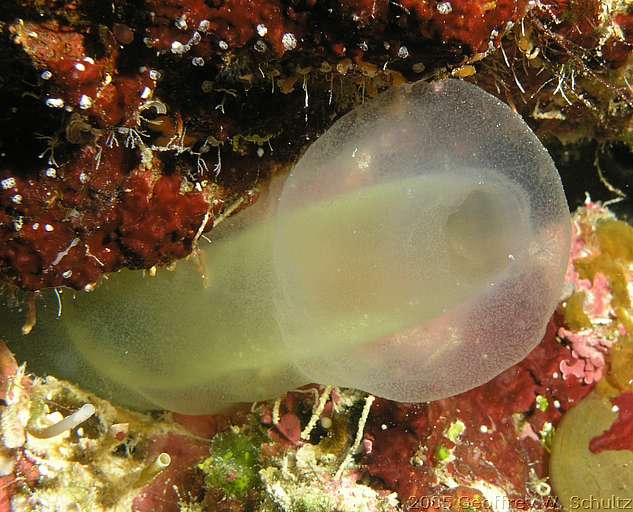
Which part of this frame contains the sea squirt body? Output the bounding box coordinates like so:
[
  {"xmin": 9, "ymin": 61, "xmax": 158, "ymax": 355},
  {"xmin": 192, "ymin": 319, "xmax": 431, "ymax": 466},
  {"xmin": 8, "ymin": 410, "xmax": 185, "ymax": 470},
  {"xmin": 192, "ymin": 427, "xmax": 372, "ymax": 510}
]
[
  {"xmin": 273, "ymin": 78, "xmax": 571, "ymax": 402},
  {"xmin": 0, "ymin": 80, "xmax": 570, "ymax": 413}
]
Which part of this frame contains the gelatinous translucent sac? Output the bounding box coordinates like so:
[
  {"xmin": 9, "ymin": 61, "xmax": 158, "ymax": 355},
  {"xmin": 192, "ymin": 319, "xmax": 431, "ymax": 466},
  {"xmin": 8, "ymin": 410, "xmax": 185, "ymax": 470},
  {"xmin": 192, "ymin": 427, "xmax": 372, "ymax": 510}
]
[
  {"xmin": 274, "ymin": 79, "xmax": 570, "ymax": 403},
  {"xmin": 550, "ymin": 392, "xmax": 633, "ymax": 509},
  {"xmin": 0, "ymin": 80, "xmax": 570, "ymax": 413},
  {"xmin": 0, "ymin": 196, "xmax": 308, "ymax": 413}
]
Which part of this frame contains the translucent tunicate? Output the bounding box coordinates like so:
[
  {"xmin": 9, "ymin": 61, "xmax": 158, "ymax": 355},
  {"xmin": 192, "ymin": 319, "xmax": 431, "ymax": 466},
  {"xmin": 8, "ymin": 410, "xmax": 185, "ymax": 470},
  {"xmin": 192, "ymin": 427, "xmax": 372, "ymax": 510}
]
[
  {"xmin": 0, "ymin": 80, "xmax": 570, "ymax": 413},
  {"xmin": 273, "ymin": 79, "xmax": 570, "ymax": 402}
]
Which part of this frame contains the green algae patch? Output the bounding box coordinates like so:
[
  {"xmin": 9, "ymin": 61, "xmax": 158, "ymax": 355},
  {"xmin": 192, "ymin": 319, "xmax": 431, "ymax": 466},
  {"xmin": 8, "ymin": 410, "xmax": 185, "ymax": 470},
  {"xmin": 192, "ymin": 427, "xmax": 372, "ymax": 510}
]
[
  {"xmin": 550, "ymin": 392, "xmax": 633, "ymax": 510},
  {"xmin": 535, "ymin": 394, "xmax": 549, "ymax": 413},
  {"xmin": 199, "ymin": 430, "xmax": 263, "ymax": 499},
  {"xmin": 444, "ymin": 420, "xmax": 466, "ymax": 443}
]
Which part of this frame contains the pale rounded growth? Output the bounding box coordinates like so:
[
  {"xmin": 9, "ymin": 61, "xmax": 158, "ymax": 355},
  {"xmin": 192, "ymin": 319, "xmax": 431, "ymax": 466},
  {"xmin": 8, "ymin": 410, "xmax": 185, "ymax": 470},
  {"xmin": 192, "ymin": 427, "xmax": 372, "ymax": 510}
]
[
  {"xmin": 274, "ymin": 79, "xmax": 570, "ymax": 402},
  {"xmin": 550, "ymin": 392, "xmax": 633, "ymax": 507},
  {"xmin": 0, "ymin": 80, "xmax": 570, "ymax": 413}
]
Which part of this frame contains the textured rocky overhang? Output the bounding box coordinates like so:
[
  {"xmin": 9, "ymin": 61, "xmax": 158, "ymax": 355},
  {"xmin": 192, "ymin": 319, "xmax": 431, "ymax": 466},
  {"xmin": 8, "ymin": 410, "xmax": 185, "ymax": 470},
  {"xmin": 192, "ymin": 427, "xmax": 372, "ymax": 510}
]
[{"xmin": 0, "ymin": 0, "xmax": 631, "ymax": 293}]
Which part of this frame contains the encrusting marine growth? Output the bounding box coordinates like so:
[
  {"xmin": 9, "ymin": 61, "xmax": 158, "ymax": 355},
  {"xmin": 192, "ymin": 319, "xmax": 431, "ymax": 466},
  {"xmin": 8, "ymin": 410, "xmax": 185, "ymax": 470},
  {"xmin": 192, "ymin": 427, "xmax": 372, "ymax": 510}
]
[{"xmin": 0, "ymin": 79, "xmax": 570, "ymax": 414}]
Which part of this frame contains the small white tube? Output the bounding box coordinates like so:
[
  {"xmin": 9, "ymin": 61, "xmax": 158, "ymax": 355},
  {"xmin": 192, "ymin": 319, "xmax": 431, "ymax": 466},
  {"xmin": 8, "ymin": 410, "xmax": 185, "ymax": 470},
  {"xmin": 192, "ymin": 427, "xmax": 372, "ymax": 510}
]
[
  {"xmin": 135, "ymin": 452, "xmax": 172, "ymax": 488},
  {"xmin": 335, "ymin": 394, "xmax": 375, "ymax": 480},
  {"xmin": 32, "ymin": 403, "xmax": 96, "ymax": 439},
  {"xmin": 300, "ymin": 385, "xmax": 332, "ymax": 440}
]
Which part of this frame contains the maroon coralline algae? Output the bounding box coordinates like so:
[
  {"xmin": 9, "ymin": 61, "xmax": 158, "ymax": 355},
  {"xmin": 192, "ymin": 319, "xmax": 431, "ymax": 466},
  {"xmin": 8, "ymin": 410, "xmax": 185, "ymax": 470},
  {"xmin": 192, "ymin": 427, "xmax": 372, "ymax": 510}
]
[
  {"xmin": 143, "ymin": 0, "xmax": 529, "ymax": 57},
  {"xmin": 589, "ymin": 392, "xmax": 633, "ymax": 453},
  {"xmin": 0, "ymin": 142, "xmax": 215, "ymax": 290}
]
